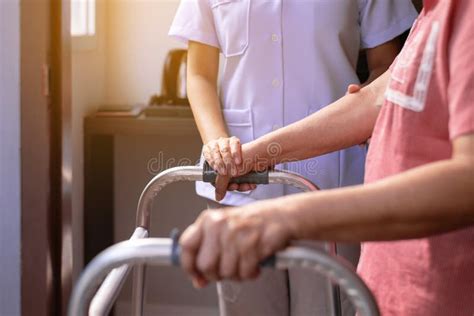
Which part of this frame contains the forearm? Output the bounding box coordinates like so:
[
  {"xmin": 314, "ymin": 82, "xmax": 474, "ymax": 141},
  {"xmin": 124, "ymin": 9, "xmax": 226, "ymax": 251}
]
[
  {"xmin": 273, "ymin": 156, "xmax": 474, "ymax": 242},
  {"xmin": 187, "ymin": 41, "xmax": 227, "ymax": 144},
  {"xmin": 362, "ymin": 37, "xmax": 401, "ymax": 86},
  {"xmin": 187, "ymin": 74, "xmax": 228, "ymax": 144},
  {"xmin": 243, "ymin": 71, "xmax": 389, "ymax": 167}
]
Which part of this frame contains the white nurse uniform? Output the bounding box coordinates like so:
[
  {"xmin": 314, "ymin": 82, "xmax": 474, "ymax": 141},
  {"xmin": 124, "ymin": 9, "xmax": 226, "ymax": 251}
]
[{"xmin": 170, "ymin": 0, "xmax": 417, "ymax": 206}]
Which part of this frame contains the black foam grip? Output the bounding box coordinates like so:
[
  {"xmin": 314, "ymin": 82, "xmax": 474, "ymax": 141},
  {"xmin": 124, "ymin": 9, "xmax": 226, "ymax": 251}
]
[
  {"xmin": 202, "ymin": 161, "xmax": 269, "ymax": 185},
  {"xmin": 170, "ymin": 228, "xmax": 181, "ymax": 266},
  {"xmin": 259, "ymin": 255, "xmax": 276, "ymax": 268}
]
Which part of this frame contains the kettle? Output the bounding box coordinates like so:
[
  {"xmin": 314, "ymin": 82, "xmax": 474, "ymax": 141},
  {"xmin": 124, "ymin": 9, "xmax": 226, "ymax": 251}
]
[{"xmin": 149, "ymin": 49, "xmax": 189, "ymax": 106}]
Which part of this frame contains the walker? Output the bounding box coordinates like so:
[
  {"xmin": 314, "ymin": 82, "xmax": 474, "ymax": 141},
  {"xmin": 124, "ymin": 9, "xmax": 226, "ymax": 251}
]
[{"xmin": 68, "ymin": 165, "xmax": 380, "ymax": 316}]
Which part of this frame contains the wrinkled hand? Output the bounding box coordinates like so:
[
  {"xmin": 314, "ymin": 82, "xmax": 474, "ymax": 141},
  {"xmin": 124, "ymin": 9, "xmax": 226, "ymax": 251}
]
[
  {"xmin": 179, "ymin": 203, "xmax": 292, "ymax": 288},
  {"xmin": 203, "ymin": 137, "xmax": 256, "ymax": 201}
]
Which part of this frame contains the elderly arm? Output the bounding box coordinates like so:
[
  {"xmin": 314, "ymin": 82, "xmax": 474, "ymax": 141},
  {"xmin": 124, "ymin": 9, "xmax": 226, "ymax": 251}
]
[
  {"xmin": 240, "ymin": 71, "xmax": 388, "ymax": 171},
  {"xmin": 278, "ymin": 134, "xmax": 474, "ymax": 241},
  {"xmin": 181, "ymin": 134, "xmax": 474, "ymax": 286}
]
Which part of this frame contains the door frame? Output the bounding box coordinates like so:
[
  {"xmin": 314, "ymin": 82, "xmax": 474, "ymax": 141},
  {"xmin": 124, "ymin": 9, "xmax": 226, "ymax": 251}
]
[{"xmin": 19, "ymin": 0, "xmax": 72, "ymax": 315}]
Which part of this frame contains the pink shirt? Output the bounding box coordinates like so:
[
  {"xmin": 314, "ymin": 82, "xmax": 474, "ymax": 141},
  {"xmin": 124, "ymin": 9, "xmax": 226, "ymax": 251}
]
[{"xmin": 361, "ymin": 0, "xmax": 474, "ymax": 315}]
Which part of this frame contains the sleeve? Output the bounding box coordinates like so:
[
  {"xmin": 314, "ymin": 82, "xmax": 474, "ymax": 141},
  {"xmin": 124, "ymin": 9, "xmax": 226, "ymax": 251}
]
[
  {"xmin": 168, "ymin": 0, "xmax": 220, "ymax": 49},
  {"xmin": 358, "ymin": 0, "xmax": 418, "ymax": 49},
  {"xmin": 448, "ymin": 0, "xmax": 474, "ymax": 139}
]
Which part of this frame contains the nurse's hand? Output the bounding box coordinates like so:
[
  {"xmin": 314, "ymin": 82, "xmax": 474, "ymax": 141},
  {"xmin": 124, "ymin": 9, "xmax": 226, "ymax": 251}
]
[
  {"xmin": 203, "ymin": 137, "xmax": 257, "ymax": 201},
  {"xmin": 179, "ymin": 202, "xmax": 292, "ymax": 287}
]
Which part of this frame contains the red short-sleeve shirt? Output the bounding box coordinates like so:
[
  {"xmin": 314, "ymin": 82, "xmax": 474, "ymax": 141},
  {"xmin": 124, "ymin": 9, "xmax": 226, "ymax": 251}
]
[{"xmin": 360, "ymin": 0, "xmax": 474, "ymax": 315}]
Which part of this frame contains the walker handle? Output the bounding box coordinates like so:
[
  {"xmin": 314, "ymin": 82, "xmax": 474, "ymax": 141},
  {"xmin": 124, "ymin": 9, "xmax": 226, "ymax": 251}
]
[
  {"xmin": 170, "ymin": 229, "xmax": 276, "ymax": 268},
  {"xmin": 202, "ymin": 161, "xmax": 269, "ymax": 184}
]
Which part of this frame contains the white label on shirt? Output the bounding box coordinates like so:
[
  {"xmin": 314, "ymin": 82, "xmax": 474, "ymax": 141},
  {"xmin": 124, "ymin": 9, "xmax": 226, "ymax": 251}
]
[{"xmin": 385, "ymin": 21, "xmax": 440, "ymax": 112}]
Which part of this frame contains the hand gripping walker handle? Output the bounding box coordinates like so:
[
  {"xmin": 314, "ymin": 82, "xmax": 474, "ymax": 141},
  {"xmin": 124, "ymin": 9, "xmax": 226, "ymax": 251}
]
[
  {"xmin": 202, "ymin": 161, "xmax": 269, "ymax": 185},
  {"xmin": 170, "ymin": 229, "xmax": 276, "ymax": 268}
]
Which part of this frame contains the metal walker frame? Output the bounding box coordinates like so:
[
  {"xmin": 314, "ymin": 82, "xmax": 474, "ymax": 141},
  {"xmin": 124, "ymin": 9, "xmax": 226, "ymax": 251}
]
[{"xmin": 68, "ymin": 166, "xmax": 380, "ymax": 316}]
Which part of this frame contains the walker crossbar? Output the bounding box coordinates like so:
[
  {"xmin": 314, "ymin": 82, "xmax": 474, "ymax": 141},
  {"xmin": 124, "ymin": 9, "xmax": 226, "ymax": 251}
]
[
  {"xmin": 76, "ymin": 166, "xmax": 347, "ymax": 316},
  {"xmin": 68, "ymin": 238, "xmax": 380, "ymax": 316}
]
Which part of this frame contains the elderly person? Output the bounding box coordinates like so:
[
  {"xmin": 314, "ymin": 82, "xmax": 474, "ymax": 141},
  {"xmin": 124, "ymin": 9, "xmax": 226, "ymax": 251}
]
[{"xmin": 179, "ymin": 0, "xmax": 474, "ymax": 315}]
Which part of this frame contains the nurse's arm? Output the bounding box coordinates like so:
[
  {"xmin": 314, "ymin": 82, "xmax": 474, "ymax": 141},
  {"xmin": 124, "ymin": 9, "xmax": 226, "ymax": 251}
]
[
  {"xmin": 187, "ymin": 41, "xmax": 224, "ymax": 143},
  {"xmin": 364, "ymin": 37, "xmax": 401, "ymax": 85},
  {"xmin": 187, "ymin": 41, "xmax": 256, "ymax": 199},
  {"xmin": 241, "ymin": 70, "xmax": 389, "ymax": 169}
]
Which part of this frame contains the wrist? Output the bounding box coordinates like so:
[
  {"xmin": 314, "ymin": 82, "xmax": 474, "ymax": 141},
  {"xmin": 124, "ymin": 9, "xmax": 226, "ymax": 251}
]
[
  {"xmin": 250, "ymin": 199, "xmax": 298, "ymax": 241},
  {"xmin": 202, "ymin": 132, "xmax": 229, "ymax": 145},
  {"xmin": 241, "ymin": 142, "xmax": 260, "ymax": 172},
  {"xmin": 277, "ymin": 194, "xmax": 320, "ymax": 240},
  {"xmin": 242, "ymin": 139, "xmax": 273, "ymax": 171}
]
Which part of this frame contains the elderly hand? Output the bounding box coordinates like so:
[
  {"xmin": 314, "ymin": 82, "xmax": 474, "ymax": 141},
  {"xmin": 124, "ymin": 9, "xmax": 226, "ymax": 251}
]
[
  {"xmin": 203, "ymin": 137, "xmax": 257, "ymax": 201},
  {"xmin": 179, "ymin": 202, "xmax": 293, "ymax": 288}
]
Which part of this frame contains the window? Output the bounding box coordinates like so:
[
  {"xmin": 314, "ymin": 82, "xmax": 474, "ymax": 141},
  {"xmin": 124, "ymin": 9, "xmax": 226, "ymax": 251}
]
[{"xmin": 71, "ymin": 0, "xmax": 96, "ymax": 37}]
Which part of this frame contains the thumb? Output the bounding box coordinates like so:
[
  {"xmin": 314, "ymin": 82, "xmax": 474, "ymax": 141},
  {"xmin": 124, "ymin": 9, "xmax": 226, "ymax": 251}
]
[
  {"xmin": 346, "ymin": 84, "xmax": 362, "ymax": 94},
  {"xmin": 180, "ymin": 222, "xmax": 204, "ymax": 284},
  {"xmin": 215, "ymin": 174, "xmax": 230, "ymax": 201}
]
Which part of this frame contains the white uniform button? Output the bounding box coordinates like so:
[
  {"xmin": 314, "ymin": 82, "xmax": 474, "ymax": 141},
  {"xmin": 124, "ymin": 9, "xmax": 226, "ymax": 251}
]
[
  {"xmin": 271, "ymin": 34, "xmax": 279, "ymax": 42},
  {"xmin": 272, "ymin": 79, "xmax": 280, "ymax": 87},
  {"xmin": 272, "ymin": 124, "xmax": 281, "ymax": 131}
]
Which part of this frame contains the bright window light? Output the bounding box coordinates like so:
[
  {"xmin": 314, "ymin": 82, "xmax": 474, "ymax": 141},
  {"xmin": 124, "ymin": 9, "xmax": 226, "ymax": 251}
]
[{"xmin": 71, "ymin": 0, "xmax": 96, "ymax": 36}]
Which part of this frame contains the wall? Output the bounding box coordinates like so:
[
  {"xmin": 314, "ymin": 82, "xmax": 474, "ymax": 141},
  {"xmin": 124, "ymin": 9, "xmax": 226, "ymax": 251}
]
[
  {"xmin": 105, "ymin": 0, "xmax": 183, "ymax": 105},
  {"xmin": 71, "ymin": 0, "xmax": 107, "ymax": 276},
  {"xmin": 71, "ymin": 0, "xmax": 183, "ymax": 274},
  {"xmin": 0, "ymin": 1, "xmax": 21, "ymax": 315}
]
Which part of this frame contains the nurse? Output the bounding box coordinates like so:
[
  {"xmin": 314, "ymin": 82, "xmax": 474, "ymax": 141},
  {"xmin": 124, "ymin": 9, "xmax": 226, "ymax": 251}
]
[{"xmin": 169, "ymin": 1, "xmax": 417, "ymax": 315}]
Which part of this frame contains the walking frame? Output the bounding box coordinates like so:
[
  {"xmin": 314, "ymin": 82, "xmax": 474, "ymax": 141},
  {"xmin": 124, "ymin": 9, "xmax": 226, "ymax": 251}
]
[{"xmin": 68, "ymin": 165, "xmax": 380, "ymax": 316}]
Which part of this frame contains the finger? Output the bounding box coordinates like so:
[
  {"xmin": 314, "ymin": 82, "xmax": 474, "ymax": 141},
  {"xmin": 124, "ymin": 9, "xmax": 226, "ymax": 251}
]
[
  {"xmin": 229, "ymin": 137, "xmax": 242, "ymax": 166},
  {"xmin": 236, "ymin": 183, "xmax": 253, "ymax": 192},
  {"xmin": 180, "ymin": 222, "xmax": 204, "ymax": 285},
  {"xmin": 204, "ymin": 143, "xmax": 219, "ymax": 172},
  {"xmin": 218, "ymin": 138, "xmax": 234, "ymax": 176},
  {"xmin": 191, "ymin": 275, "xmax": 209, "ymax": 289},
  {"xmin": 239, "ymin": 257, "xmax": 260, "ymax": 280},
  {"xmin": 228, "ymin": 183, "xmax": 239, "ymax": 191},
  {"xmin": 237, "ymin": 230, "xmax": 260, "ymax": 280},
  {"xmin": 238, "ymin": 184, "xmax": 257, "ymax": 191},
  {"xmin": 219, "ymin": 225, "xmax": 240, "ymax": 279},
  {"xmin": 347, "ymin": 84, "xmax": 361, "ymax": 94},
  {"xmin": 215, "ymin": 174, "xmax": 230, "ymax": 201},
  {"xmin": 196, "ymin": 212, "xmax": 223, "ymax": 281},
  {"xmin": 202, "ymin": 145, "xmax": 212, "ymax": 164},
  {"xmin": 210, "ymin": 143, "xmax": 226, "ymax": 175}
]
